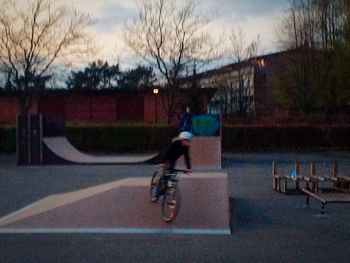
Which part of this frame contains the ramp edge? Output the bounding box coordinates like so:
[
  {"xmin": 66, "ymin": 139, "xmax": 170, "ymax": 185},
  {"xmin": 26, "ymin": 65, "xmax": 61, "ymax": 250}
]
[{"xmin": 0, "ymin": 227, "xmax": 231, "ymax": 235}]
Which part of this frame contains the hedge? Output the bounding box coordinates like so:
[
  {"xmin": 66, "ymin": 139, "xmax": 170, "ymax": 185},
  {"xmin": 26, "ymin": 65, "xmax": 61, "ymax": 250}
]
[
  {"xmin": 222, "ymin": 125, "xmax": 350, "ymax": 152},
  {"xmin": 0, "ymin": 126, "xmax": 16, "ymax": 153},
  {"xmin": 65, "ymin": 124, "xmax": 178, "ymax": 153},
  {"xmin": 1, "ymin": 125, "xmax": 350, "ymax": 153}
]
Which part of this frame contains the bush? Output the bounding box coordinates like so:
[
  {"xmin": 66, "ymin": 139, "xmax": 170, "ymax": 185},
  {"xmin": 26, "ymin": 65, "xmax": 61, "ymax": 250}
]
[
  {"xmin": 65, "ymin": 124, "xmax": 178, "ymax": 153},
  {"xmin": 1, "ymin": 124, "xmax": 349, "ymax": 153},
  {"xmin": 222, "ymin": 125, "xmax": 350, "ymax": 152},
  {"xmin": 0, "ymin": 126, "xmax": 16, "ymax": 153}
]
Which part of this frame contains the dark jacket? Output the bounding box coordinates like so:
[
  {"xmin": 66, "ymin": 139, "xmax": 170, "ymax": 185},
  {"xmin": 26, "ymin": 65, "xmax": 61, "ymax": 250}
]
[
  {"xmin": 178, "ymin": 112, "xmax": 192, "ymax": 133},
  {"xmin": 161, "ymin": 139, "xmax": 191, "ymax": 170}
]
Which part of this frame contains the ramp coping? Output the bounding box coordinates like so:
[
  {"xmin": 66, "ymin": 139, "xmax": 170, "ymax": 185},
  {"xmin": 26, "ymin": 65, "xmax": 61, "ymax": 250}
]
[{"xmin": 0, "ymin": 227, "xmax": 231, "ymax": 235}]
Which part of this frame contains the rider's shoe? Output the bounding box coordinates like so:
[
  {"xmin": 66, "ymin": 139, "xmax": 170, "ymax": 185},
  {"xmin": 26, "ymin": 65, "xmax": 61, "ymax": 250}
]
[{"xmin": 167, "ymin": 199, "xmax": 176, "ymax": 208}]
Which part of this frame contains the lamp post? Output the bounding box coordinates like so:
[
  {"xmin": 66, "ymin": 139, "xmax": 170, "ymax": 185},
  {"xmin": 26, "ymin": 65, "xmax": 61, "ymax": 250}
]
[{"xmin": 153, "ymin": 88, "xmax": 159, "ymax": 124}]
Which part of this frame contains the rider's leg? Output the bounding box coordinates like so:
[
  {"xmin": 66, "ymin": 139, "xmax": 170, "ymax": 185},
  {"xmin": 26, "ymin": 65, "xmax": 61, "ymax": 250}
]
[
  {"xmin": 168, "ymin": 160, "xmax": 175, "ymax": 173},
  {"xmin": 158, "ymin": 164, "xmax": 166, "ymax": 181},
  {"xmin": 156, "ymin": 163, "xmax": 168, "ymax": 190}
]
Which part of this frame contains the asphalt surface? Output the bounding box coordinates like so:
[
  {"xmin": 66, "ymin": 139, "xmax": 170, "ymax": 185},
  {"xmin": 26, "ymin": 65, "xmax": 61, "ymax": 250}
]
[{"xmin": 0, "ymin": 152, "xmax": 350, "ymax": 263}]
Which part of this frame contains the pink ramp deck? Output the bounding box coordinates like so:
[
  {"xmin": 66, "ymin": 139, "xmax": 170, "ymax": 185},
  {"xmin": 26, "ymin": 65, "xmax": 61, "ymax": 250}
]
[
  {"xmin": 177, "ymin": 136, "xmax": 222, "ymax": 170},
  {"xmin": 0, "ymin": 173, "xmax": 230, "ymax": 235},
  {"xmin": 43, "ymin": 137, "xmax": 158, "ymax": 164}
]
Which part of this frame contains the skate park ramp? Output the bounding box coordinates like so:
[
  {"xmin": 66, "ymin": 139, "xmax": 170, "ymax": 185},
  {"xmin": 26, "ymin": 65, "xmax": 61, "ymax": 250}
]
[
  {"xmin": 0, "ymin": 172, "xmax": 230, "ymax": 235},
  {"xmin": 43, "ymin": 137, "xmax": 159, "ymax": 164}
]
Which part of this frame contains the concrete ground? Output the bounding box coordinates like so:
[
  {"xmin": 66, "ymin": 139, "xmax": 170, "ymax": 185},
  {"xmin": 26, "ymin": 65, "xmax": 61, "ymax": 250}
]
[{"xmin": 0, "ymin": 152, "xmax": 349, "ymax": 263}]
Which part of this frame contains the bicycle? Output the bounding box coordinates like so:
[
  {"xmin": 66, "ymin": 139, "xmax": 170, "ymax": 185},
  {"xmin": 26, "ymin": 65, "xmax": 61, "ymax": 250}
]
[{"xmin": 150, "ymin": 166, "xmax": 189, "ymax": 222}]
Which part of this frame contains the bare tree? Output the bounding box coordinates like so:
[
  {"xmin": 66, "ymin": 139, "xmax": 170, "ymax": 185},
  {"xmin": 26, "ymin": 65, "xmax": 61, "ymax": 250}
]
[
  {"xmin": 208, "ymin": 27, "xmax": 259, "ymax": 117},
  {"xmin": 124, "ymin": 0, "xmax": 218, "ymax": 124},
  {"xmin": 227, "ymin": 27, "xmax": 259, "ymax": 116},
  {"xmin": 0, "ymin": 0, "xmax": 95, "ymax": 114},
  {"xmin": 206, "ymin": 27, "xmax": 260, "ymax": 116},
  {"xmin": 274, "ymin": 0, "xmax": 326, "ymax": 114},
  {"xmin": 274, "ymin": 0, "xmax": 349, "ymax": 115},
  {"xmin": 345, "ymin": 0, "xmax": 350, "ymax": 40}
]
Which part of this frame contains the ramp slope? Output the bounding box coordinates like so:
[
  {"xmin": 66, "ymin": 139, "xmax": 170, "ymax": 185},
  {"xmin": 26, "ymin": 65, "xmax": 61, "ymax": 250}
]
[
  {"xmin": 43, "ymin": 137, "xmax": 159, "ymax": 164},
  {"xmin": 0, "ymin": 173, "xmax": 230, "ymax": 234}
]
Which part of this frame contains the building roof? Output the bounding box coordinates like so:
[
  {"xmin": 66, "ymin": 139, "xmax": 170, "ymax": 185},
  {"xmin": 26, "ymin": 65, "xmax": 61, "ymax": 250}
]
[{"xmin": 181, "ymin": 49, "xmax": 295, "ymax": 83}]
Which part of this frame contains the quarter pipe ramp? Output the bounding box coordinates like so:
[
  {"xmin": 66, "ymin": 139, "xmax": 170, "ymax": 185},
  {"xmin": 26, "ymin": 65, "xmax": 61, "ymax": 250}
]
[{"xmin": 43, "ymin": 137, "xmax": 159, "ymax": 164}]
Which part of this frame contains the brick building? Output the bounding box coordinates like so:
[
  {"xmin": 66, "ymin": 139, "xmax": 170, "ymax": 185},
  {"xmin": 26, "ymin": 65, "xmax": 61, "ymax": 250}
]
[
  {"xmin": 0, "ymin": 89, "xmax": 211, "ymax": 124},
  {"xmin": 0, "ymin": 50, "xmax": 293, "ymax": 124},
  {"xmin": 181, "ymin": 50, "xmax": 292, "ymax": 117}
]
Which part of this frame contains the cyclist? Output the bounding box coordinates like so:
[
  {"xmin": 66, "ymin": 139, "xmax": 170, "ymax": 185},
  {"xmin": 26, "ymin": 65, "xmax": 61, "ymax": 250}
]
[
  {"xmin": 178, "ymin": 105, "xmax": 193, "ymax": 133},
  {"xmin": 153, "ymin": 131, "xmax": 193, "ymax": 197}
]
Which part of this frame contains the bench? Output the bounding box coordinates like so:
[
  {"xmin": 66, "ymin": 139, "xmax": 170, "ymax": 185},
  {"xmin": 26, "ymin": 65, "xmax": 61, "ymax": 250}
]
[
  {"xmin": 302, "ymin": 188, "xmax": 350, "ymax": 214},
  {"xmin": 332, "ymin": 175, "xmax": 350, "ymax": 193},
  {"xmin": 272, "ymin": 162, "xmax": 303, "ymax": 194},
  {"xmin": 303, "ymin": 162, "xmax": 349, "ymax": 193}
]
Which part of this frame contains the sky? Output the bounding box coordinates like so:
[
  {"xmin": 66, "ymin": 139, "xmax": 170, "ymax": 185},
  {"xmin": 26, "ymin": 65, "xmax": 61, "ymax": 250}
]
[
  {"xmin": 10, "ymin": 0, "xmax": 289, "ymax": 80},
  {"xmin": 57, "ymin": 0, "xmax": 289, "ymax": 70}
]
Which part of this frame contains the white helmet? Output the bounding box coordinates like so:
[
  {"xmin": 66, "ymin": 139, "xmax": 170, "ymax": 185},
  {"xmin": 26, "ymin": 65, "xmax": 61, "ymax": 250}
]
[{"xmin": 179, "ymin": 131, "xmax": 193, "ymax": 140}]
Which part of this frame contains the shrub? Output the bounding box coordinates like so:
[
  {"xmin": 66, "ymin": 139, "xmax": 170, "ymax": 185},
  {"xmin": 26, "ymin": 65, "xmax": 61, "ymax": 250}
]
[
  {"xmin": 65, "ymin": 124, "xmax": 178, "ymax": 153},
  {"xmin": 0, "ymin": 126, "xmax": 16, "ymax": 153},
  {"xmin": 222, "ymin": 125, "xmax": 350, "ymax": 152},
  {"xmin": 1, "ymin": 124, "xmax": 349, "ymax": 153}
]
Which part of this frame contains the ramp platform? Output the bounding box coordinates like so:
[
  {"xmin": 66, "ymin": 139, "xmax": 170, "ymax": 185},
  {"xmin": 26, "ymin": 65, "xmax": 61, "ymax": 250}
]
[{"xmin": 0, "ymin": 172, "xmax": 230, "ymax": 235}]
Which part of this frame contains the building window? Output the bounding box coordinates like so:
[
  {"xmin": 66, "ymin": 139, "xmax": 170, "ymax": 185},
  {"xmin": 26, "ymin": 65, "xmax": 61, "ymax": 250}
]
[{"xmin": 259, "ymin": 59, "xmax": 265, "ymax": 67}]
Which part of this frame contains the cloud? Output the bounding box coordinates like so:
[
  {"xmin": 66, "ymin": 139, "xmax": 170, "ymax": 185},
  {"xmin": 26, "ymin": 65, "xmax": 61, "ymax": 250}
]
[
  {"xmin": 58, "ymin": 0, "xmax": 137, "ymax": 62},
  {"xmin": 241, "ymin": 16, "xmax": 281, "ymax": 54},
  {"xmin": 56, "ymin": 0, "xmax": 288, "ymax": 67},
  {"xmin": 60, "ymin": 0, "xmax": 136, "ymax": 32},
  {"xmin": 201, "ymin": 0, "xmax": 288, "ymax": 20},
  {"xmin": 93, "ymin": 3, "xmax": 137, "ymax": 33}
]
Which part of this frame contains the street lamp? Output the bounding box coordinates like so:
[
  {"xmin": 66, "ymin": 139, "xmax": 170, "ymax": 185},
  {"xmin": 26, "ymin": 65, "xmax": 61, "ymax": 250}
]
[{"xmin": 153, "ymin": 88, "xmax": 159, "ymax": 123}]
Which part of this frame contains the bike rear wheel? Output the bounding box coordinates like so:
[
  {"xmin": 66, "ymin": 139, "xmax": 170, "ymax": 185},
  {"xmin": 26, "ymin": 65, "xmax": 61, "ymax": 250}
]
[
  {"xmin": 162, "ymin": 186, "xmax": 181, "ymax": 222},
  {"xmin": 150, "ymin": 171, "xmax": 160, "ymax": 202}
]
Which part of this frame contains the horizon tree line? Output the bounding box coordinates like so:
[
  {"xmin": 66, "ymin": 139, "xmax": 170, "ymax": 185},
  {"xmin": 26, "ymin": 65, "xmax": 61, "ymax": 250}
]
[{"xmin": 65, "ymin": 61, "xmax": 156, "ymax": 90}]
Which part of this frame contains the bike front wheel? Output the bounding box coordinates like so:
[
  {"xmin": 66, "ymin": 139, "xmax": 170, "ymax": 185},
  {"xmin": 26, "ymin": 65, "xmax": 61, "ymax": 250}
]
[{"xmin": 162, "ymin": 186, "xmax": 181, "ymax": 222}]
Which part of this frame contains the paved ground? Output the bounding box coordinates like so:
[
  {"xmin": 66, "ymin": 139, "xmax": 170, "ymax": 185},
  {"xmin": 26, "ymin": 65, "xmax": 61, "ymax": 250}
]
[{"xmin": 0, "ymin": 152, "xmax": 350, "ymax": 263}]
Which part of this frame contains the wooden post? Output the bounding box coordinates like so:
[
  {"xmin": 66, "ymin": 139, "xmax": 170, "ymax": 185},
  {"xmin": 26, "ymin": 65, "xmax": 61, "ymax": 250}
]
[
  {"xmin": 332, "ymin": 161, "xmax": 338, "ymax": 188},
  {"xmin": 29, "ymin": 114, "xmax": 43, "ymax": 165},
  {"xmin": 310, "ymin": 162, "xmax": 316, "ymax": 176},
  {"xmin": 295, "ymin": 162, "xmax": 300, "ymax": 175},
  {"xmin": 272, "ymin": 162, "xmax": 277, "ymax": 190},
  {"xmin": 295, "ymin": 162, "xmax": 300, "ymax": 189},
  {"xmin": 332, "ymin": 161, "xmax": 338, "ymax": 176},
  {"xmin": 310, "ymin": 162, "xmax": 318, "ymax": 192},
  {"xmin": 16, "ymin": 115, "xmax": 30, "ymax": 165}
]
